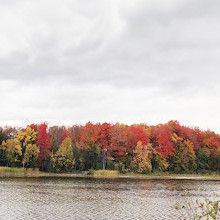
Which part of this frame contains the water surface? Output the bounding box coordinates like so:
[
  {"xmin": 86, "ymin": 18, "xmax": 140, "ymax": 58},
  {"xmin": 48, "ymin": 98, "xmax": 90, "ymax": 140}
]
[{"xmin": 0, "ymin": 177, "xmax": 219, "ymax": 219}]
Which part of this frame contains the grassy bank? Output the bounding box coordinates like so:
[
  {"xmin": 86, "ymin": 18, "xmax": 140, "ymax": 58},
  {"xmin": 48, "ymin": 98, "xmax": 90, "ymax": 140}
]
[
  {"xmin": 89, "ymin": 169, "xmax": 119, "ymax": 176},
  {"xmin": 0, "ymin": 167, "xmax": 43, "ymax": 175},
  {"xmin": 0, "ymin": 167, "xmax": 220, "ymax": 180}
]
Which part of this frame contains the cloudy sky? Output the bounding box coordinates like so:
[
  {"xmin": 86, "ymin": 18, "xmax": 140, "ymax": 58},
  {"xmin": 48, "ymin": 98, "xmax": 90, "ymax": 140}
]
[{"xmin": 0, "ymin": 0, "xmax": 219, "ymax": 132}]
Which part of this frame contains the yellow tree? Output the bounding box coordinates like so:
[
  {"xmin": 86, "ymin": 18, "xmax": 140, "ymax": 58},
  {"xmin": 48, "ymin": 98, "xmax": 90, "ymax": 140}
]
[
  {"xmin": 23, "ymin": 144, "xmax": 40, "ymax": 168},
  {"xmin": 16, "ymin": 126, "xmax": 38, "ymax": 148},
  {"xmin": 52, "ymin": 137, "xmax": 75, "ymax": 172},
  {"xmin": 15, "ymin": 126, "xmax": 38, "ymax": 167},
  {"xmin": 1, "ymin": 139, "xmax": 22, "ymax": 166},
  {"xmin": 181, "ymin": 139, "xmax": 197, "ymax": 171},
  {"xmin": 133, "ymin": 141, "xmax": 153, "ymax": 173}
]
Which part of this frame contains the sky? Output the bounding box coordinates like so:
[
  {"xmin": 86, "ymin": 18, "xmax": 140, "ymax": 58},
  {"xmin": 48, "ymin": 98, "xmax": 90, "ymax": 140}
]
[{"xmin": 0, "ymin": 0, "xmax": 220, "ymax": 132}]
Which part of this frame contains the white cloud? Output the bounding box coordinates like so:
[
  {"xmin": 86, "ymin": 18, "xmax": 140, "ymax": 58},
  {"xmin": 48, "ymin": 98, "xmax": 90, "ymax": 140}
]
[{"xmin": 0, "ymin": 0, "xmax": 220, "ymax": 132}]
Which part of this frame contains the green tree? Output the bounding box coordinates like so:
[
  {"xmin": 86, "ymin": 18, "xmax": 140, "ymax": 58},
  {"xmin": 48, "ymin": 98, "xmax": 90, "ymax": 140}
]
[
  {"xmin": 0, "ymin": 128, "xmax": 7, "ymax": 165},
  {"xmin": 151, "ymin": 151, "xmax": 169, "ymax": 172},
  {"xmin": 170, "ymin": 140, "xmax": 197, "ymax": 172},
  {"xmin": 196, "ymin": 148, "xmax": 210, "ymax": 171}
]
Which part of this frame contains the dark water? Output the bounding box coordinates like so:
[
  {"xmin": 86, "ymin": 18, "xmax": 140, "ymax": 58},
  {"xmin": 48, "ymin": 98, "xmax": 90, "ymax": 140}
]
[{"xmin": 0, "ymin": 177, "xmax": 219, "ymax": 220}]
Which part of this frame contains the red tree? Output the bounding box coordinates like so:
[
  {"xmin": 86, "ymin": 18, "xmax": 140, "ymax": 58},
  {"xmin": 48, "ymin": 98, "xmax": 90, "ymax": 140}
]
[
  {"xmin": 96, "ymin": 123, "xmax": 112, "ymax": 169},
  {"xmin": 79, "ymin": 122, "xmax": 100, "ymax": 149},
  {"xmin": 96, "ymin": 123, "xmax": 112, "ymax": 147},
  {"xmin": 191, "ymin": 128, "xmax": 203, "ymax": 150},
  {"xmin": 202, "ymin": 130, "xmax": 220, "ymax": 159},
  {"xmin": 68, "ymin": 125, "xmax": 82, "ymax": 145},
  {"xmin": 28, "ymin": 124, "xmax": 38, "ymax": 132},
  {"xmin": 36, "ymin": 123, "xmax": 51, "ymax": 169},
  {"xmin": 125, "ymin": 125, "xmax": 150, "ymax": 153},
  {"xmin": 61, "ymin": 128, "xmax": 69, "ymax": 142},
  {"xmin": 109, "ymin": 123, "xmax": 127, "ymax": 160},
  {"xmin": 154, "ymin": 125, "xmax": 175, "ymax": 158}
]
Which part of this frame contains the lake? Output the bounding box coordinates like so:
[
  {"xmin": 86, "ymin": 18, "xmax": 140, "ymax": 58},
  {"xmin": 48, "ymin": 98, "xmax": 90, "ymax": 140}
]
[{"xmin": 0, "ymin": 177, "xmax": 219, "ymax": 219}]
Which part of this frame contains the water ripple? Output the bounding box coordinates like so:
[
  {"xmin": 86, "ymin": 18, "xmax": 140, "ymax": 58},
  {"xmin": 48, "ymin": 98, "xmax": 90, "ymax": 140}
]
[{"xmin": 0, "ymin": 178, "xmax": 219, "ymax": 219}]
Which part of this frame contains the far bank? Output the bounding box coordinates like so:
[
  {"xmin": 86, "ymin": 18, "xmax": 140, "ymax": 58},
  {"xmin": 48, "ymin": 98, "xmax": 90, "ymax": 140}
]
[{"xmin": 0, "ymin": 167, "xmax": 220, "ymax": 181}]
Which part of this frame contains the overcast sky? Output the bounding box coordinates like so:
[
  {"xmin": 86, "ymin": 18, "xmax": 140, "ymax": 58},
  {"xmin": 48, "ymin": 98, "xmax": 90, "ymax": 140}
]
[{"xmin": 0, "ymin": 0, "xmax": 219, "ymax": 132}]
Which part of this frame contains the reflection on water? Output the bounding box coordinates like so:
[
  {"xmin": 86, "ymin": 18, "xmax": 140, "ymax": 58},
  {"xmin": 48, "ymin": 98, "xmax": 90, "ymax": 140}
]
[{"xmin": 0, "ymin": 177, "xmax": 219, "ymax": 219}]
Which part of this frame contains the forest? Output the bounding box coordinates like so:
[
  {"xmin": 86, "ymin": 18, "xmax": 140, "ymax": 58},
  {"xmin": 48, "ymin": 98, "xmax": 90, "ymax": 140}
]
[{"xmin": 0, "ymin": 121, "xmax": 219, "ymax": 174}]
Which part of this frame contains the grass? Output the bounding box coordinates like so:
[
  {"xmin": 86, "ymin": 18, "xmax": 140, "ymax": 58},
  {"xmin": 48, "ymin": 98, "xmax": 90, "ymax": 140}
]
[
  {"xmin": 0, "ymin": 166, "xmax": 41, "ymax": 175},
  {"xmin": 142, "ymin": 171, "xmax": 220, "ymax": 177},
  {"xmin": 92, "ymin": 170, "xmax": 119, "ymax": 176},
  {"xmin": 89, "ymin": 170, "xmax": 220, "ymax": 179},
  {"xmin": 0, "ymin": 167, "xmax": 26, "ymax": 174},
  {"xmin": 0, "ymin": 167, "xmax": 219, "ymax": 180}
]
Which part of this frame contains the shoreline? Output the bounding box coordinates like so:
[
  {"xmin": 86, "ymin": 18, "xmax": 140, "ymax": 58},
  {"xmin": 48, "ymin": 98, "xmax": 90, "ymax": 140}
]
[{"xmin": 0, "ymin": 172, "xmax": 220, "ymax": 181}]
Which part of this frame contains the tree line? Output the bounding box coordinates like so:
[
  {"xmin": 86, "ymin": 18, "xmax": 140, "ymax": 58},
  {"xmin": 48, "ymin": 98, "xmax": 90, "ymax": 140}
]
[{"xmin": 0, "ymin": 121, "xmax": 219, "ymax": 174}]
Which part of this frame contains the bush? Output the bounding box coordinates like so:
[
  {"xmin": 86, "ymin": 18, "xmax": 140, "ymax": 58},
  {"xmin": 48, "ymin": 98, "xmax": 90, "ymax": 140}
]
[{"xmin": 176, "ymin": 195, "xmax": 220, "ymax": 219}]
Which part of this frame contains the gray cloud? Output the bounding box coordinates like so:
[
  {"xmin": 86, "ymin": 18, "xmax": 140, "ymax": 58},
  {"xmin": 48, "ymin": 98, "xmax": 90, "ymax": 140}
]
[{"xmin": 0, "ymin": 0, "xmax": 220, "ymax": 132}]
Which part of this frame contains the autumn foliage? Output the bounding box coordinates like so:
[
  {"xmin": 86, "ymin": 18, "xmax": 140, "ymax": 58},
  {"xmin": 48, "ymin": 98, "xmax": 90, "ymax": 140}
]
[
  {"xmin": 36, "ymin": 123, "xmax": 51, "ymax": 169},
  {"xmin": 0, "ymin": 120, "xmax": 219, "ymax": 173}
]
